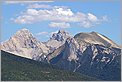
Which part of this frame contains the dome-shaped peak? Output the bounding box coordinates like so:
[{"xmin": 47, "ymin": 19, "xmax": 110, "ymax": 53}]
[{"xmin": 74, "ymin": 31, "xmax": 120, "ymax": 48}]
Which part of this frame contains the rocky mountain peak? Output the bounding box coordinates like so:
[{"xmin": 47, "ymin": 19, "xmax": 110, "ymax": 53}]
[
  {"xmin": 58, "ymin": 29, "xmax": 66, "ymax": 33},
  {"xmin": 14, "ymin": 28, "xmax": 33, "ymax": 38},
  {"xmin": 46, "ymin": 30, "xmax": 72, "ymax": 50},
  {"xmin": 51, "ymin": 30, "xmax": 71, "ymax": 41},
  {"xmin": 1, "ymin": 28, "xmax": 49, "ymax": 59},
  {"xmin": 10, "ymin": 28, "xmax": 38, "ymax": 49},
  {"xmin": 1, "ymin": 28, "xmax": 121, "ymax": 81},
  {"xmin": 74, "ymin": 31, "xmax": 119, "ymax": 48}
]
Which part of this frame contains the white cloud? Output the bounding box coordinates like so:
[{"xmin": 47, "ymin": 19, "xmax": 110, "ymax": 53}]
[
  {"xmin": 36, "ymin": 32, "xmax": 49, "ymax": 36},
  {"xmin": 14, "ymin": 15, "xmax": 34, "ymax": 24},
  {"xmin": 13, "ymin": 6, "xmax": 108, "ymax": 28},
  {"xmin": 5, "ymin": 1, "xmax": 54, "ymax": 4},
  {"xmin": 27, "ymin": 9, "xmax": 39, "ymax": 15},
  {"xmin": 27, "ymin": 4, "xmax": 52, "ymax": 9},
  {"xmin": 35, "ymin": 31, "xmax": 59, "ymax": 38},
  {"xmin": 54, "ymin": 6, "xmax": 68, "ymax": 9},
  {"xmin": 49, "ymin": 22, "xmax": 70, "ymax": 28},
  {"xmin": 55, "ymin": 8, "xmax": 74, "ymax": 16},
  {"xmin": 101, "ymin": 15, "xmax": 109, "ymax": 22},
  {"xmin": 87, "ymin": 13, "xmax": 98, "ymax": 22},
  {"xmin": 14, "ymin": 7, "xmax": 76, "ymax": 24},
  {"xmin": 80, "ymin": 21, "xmax": 93, "ymax": 28}
]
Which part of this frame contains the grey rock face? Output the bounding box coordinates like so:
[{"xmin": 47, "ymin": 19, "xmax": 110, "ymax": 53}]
[
  {"xmin": 74, "ymin": 31, "xmax": 120, "ymax": 48},
  {"xmin": 51, "ymin": 30, "xmax": 71, "ymax": 41},
  {"xmin": 1, "ymin": 29, "xmax": 121, "ymax": 80},
  {"xmin": 45, "ymin": 30, "xmax": 72, "ymax": 53},
  {"xmin": 47, "ymin": 37, "xmax": 79, "ymax": 62},
  {"xmin": 47, "ymin": 31, "xmax": 121, "ymax": 80},
  {"xmin": 1, "ymin": 28, "xmax": 49, "ymax": 59}
]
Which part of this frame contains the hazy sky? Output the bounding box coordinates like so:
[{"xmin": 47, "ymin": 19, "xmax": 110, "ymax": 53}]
[{"xmin": 1, "ymin": 1, "xmax": 121, "ymax": 44}]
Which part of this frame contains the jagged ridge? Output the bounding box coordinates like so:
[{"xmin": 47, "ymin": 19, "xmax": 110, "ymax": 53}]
[{"xmin": 1, "ymin": 28, "xmax": 121, "ymax": 81}]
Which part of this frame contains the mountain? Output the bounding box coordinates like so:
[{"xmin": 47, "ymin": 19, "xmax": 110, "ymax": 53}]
[
  {"xmin": 1, "ymin": 28, "xmax": 49, "ymax": 60},
  {"xmin": 1, "ymin": 50, "xmax": 98, "ymax": 81},
  {"xmin": 74, "ymin": 31, "xmax": 120, "ymax": 48},
  {"xmin": 45, "ymin": 30, "xmax": 71, "ymax": 53},
  {"xmin": 1, "ymin": 28, "xmax": 121, "ymax": 81},
  {"xmin": 46, "ymin": 31, "xmax": 121, "ymax": 81},
  {"xmin": 47, "ymin": 37, "xmax": 79, "ymax": 63}
]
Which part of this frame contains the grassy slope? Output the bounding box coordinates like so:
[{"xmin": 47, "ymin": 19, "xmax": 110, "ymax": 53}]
[{"xmin": 1, "ymin": 50, "xmax": 98, "ymax": 81}]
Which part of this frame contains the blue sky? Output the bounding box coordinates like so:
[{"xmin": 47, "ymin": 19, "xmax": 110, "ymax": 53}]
[{"xmin": 1, "ymin": 1, "xmax": 121, "ymax": 45}]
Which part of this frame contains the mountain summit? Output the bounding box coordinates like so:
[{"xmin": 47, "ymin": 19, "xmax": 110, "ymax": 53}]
[
  {"xmin": 51, "ymin": 29, "xmax": 71, "ymax": 41},
  {"xmin": 74, "ymin": 31, "xmax": 120, "ymax": 48},
  {"xmin": 45, "ymin": 30, "xmax": 72, "ymax": 52},
  {"xmin": 1, "ymin": 28, "xmax": 49, "ymax": 59},
  {"xmin": 47, "ymin": 31, "xmax": 121, "ymax": 80},
  {"xmin": 1, "ymin": 28, "xmax": 121, "ymax": 80}
]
